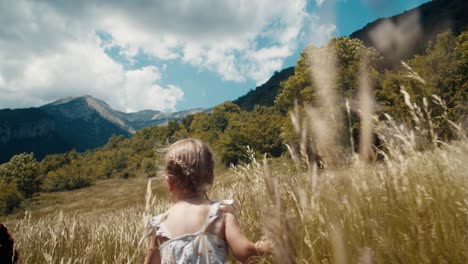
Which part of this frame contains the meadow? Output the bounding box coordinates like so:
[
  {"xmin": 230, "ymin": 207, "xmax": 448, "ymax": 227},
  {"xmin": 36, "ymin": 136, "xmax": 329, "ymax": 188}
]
[{"xmin": 5, "ymin": 125, "xmax": 468, "ymax": 263}]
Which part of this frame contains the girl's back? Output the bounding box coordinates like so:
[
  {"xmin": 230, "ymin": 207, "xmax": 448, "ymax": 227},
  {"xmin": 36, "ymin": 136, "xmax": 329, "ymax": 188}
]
[
  {"xmin": 148, "ymin": 200, "xmax": 233, "ymax": 264},
  {"xmin": 162, "ymin": 201, "xmax": 221, "ymax": 238}
]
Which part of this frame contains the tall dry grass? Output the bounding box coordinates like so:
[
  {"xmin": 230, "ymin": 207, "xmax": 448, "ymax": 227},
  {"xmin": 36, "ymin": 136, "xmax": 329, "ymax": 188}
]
[
  {"xmin": 8, "ymin": 134, "xmax": 467, "ymax": 263},
  {"xmin": 258, "ymin": 140, "xmax": 468, "ymax": 263}
]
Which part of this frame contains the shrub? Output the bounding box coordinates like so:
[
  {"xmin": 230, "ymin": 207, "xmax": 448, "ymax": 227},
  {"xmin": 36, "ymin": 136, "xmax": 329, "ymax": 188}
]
[
  {"xmin": 0, "ymin": 153, "xmax": 40, "ymax": 198},
  {"xmin": 0, "ymin": 180, "xmax": 23, "ymax": 215},
  {"xmin": 42, "ymin": 167, "xmax": 94, "ymax": 192}
]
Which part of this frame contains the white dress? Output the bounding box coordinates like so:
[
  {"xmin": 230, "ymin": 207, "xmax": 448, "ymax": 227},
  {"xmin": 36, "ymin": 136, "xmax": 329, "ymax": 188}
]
[{"xmin": 147, "ymin": 200, "xmax": 234, "ymax": 264}]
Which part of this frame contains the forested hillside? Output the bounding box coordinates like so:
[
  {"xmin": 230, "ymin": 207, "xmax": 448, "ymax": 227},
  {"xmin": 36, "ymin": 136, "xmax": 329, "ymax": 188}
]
[
  {"xmin": 0, "ymin": 108, "xmax": 72, "ymax": 163},
  {"xmin": 350, "ymin": 0, "xmax": 468, "ymax": 65},
  {"xmin": 233, "ymin": 67, "xmax": 294, "ymax": 111}
]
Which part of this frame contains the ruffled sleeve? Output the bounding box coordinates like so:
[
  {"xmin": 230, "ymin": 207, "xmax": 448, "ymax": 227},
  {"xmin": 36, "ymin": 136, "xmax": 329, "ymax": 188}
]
[
  {"xmin": 219, "ymin": 199, "xmax": 236, "ymax": 213},
  {"xmin": 200, "ymin": 199, "xmax": 236, "ymax": 231},
  {"xmin": 148, "ymin": 213, "xmax": 173, "ymax": 238},
  {"xmin": 221, "ymin": 199, "xmax": 234, "ymax": 206},
  {"xmin": 147, "ymin": 215, "xmax": 163, "ymax": 229}
]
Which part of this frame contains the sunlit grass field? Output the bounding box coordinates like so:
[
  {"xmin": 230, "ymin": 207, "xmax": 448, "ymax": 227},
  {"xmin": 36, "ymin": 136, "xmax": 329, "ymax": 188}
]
[
  {"xmin": 4, "ymin": 136, "xmax": 468, "ymax": 263},
  {"xmin": 3, "ymin": 59, "xmax": 467, "ymax": 263}
]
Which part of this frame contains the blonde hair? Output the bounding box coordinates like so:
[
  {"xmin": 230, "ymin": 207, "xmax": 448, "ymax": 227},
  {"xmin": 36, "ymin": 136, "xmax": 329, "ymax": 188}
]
[{"xmin": 164, "ymin": 138, "xmax": 214, "ymax": 193}]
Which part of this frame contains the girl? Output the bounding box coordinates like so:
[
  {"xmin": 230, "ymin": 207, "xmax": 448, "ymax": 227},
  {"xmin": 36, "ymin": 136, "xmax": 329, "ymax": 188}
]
[{"xmin": 145, "ymin": 138, "xmax": 272, "ymax": 264}]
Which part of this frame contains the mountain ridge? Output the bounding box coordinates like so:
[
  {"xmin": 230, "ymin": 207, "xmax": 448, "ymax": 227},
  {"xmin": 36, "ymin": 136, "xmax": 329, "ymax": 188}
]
[
  {"xmin": 0, "ymin": 96, "xmax": 204, "ymax": 163},
  {"xmin": 41, "ymin": 96, "xmax": 135, "ymax": 134},
  {"xmin": 233, "ymin": 67, "xmax": 295, "ymax": 111},
  {"xmin": 350, "ymin": 0, "xmax": 468, "ymax": 65}
]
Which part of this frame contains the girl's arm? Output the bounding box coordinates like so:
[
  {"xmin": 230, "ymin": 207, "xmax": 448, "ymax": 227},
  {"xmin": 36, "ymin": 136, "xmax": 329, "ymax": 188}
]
[
  {"xmin": 224, "ymin": 211, "xmax": 272, "ymax": 263},
  {"xmin": 144, "ymin": 236, "xmax": 161, "ymax": 264}
]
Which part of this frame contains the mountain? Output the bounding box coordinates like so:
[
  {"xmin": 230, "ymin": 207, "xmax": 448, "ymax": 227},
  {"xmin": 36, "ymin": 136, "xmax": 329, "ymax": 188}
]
[
  {"xmin": 233, "ymin": 67, "xmax": 295, "ymax": 111},
  {"xmin": 350, "ymin": 0, "xmax": 468, "ymax": 66},
  {"xmin": 0, "ymin": 96, "xmax": 203, "ymax": 163},
  {"xmin": 38, "ymin": 96, "xmax": 133, "ymax": 153},
  {"xmin": 118, "ymin": 108, "xmax": 205, "ymax": 130},
  {"xmin": 43, "ymin": 95, "xmax": 134, "ymax": 133}
]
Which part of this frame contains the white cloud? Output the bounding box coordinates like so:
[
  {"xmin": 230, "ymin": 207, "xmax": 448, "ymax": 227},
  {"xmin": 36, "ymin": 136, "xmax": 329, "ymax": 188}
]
[
  {"xmin": 301, "ymin": 15, "xmax": 337, "ymax": 47},
  {"xmin": 246, "ymin": 46, "xmax": 291, "ymax": 84},
  {"xmin": 94, "ymin": 0, "xmax": 310, "ymax": 84},
  {"xmin": 0, "ymin": 0, "xmax": 319, "ymax": 109},
  {"xmin": 1, "ymin": 35, "xmax": 183, "ymax": 112},
  {"xmin": 123, "ymin": 67, "xmax": 184, "ymax": 113},
  {"xmin": 0, "ymin": 0, "xmax": 183, "ymax": 112}
]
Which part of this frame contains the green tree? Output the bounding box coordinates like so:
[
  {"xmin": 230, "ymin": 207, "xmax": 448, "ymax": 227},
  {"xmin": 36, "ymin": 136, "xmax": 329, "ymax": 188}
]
[
  {"xmin": 166, "ymin": 121, "xmax": 181, "ymax": 141},
  {"xmin": 276, "ymin": 37, "xmax": 382, "ymax": 113},
  {"xmin": 208, "ymin": 101, "xmax": 241, "ymax": 132},
  {"xmin": 113, "ymin": 150, "xmax": 128, "ymax": 172},
  {"xmin": 0, "ymin": 179, "xmax": 22, "ymax": 215},
  {"xmin": 190, "ymin": 113, "xmax": 211, "ymax": 141},
  {"xmin": 275, "ymin": 37, "xmax": 382, "ymax": 153},
  {"xmin": 141, "ymin": 157, "xmax": 157, "ymax": 178},
  {"xmin": 182, "ymin": 114, "xmax": 195, "ymax": 132},
  {"xmin": 0, "ymin": 153, "xmax": 40, "ymax": 198},
  {"xmin": 219, "ymin": 107, "xmax": 286, "ymax": 165},
  {"xmin": 188, "ymin": 102, "xmax": 241, "ymax": 147},
  {"xmin": 106, "ymin": 134, "xmax": 126, "ymax": 149},
  {"xmin": 376, "ymin": 30, "xmax": 468, "ymax": 139},
  {"xmin": 42, "ymin": 165, "xmax": 94, "ymax": 192},
  {"xmin": 410, "ymin": 31, "xmax": 467, "ymax": 119}
]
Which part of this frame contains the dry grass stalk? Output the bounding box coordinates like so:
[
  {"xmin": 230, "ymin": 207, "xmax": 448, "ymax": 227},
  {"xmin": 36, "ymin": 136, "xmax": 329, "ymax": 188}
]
[
  {"xmin": 345, "ymin": 99, "xmax": 355, "ymax": 155},
  {"xmin": 306, "ymin": 44, "xmax": 342, "ymax": 163},
  {"xmin": 357, "ymin": 57, "xmax": 375, "ymax": 161}
]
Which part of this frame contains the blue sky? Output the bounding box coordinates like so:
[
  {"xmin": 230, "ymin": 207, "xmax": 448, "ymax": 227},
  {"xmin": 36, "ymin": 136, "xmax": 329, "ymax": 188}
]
[{"xmin": 0, "ymin": 0, "xmax": 429, "ymax": 113}]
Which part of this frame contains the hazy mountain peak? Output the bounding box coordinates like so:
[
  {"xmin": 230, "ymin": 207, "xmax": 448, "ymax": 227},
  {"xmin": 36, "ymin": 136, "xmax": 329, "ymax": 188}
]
[
  {"xmin": 39, "ymin": 95, "xmax": 207, "ymax": 131},
  {"xmin": 40, "ymin": 95, "xmax": 133, "ymax": 134},
  {"xmin": 45, "ymin": 96, "xmax": 76, "ymax": 106},
  {"xmin": 44, "ymin": 95, "xmax": 108, "ymax": 108}
]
